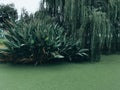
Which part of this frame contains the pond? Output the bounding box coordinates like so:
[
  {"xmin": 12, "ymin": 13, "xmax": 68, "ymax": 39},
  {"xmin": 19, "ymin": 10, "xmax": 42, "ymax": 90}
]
[{"xmin": 0, "ymin": 55, "xmax": 120, "ymax": 90}]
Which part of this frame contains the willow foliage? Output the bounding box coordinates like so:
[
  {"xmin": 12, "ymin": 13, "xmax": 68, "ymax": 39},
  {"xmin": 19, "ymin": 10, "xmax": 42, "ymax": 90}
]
[{"xmin": 41, "ymin": 0, "xmax": 120, "ymax": 61}]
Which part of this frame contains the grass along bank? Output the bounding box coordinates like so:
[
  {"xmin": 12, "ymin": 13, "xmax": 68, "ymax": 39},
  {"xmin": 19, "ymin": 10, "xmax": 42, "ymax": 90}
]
[{"xmin": 0, "ymin": 55, "xmax": 120, "ymax": 90}]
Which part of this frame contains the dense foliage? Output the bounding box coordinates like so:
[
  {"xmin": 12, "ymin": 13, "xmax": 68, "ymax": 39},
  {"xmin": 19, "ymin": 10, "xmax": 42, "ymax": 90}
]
[
  {"xmin": 0, "ymin": 0, "xmax": 120, "ymax": 64},
  {"xmin": 41, "ymin": 0, "xmax": 120, "ymax": 60},
  {"xmin": 0, "ymin": 3, "xmax": 18, "ymax": 30},
  {"xmin": 0, "ymin": 16, "xmax": 88, "ymax": 64}
]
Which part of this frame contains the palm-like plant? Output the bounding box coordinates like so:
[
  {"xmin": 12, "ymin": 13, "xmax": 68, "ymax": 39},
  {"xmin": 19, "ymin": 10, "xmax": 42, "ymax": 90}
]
[{"xmin": 0, "ymin": 15, "xmax": 88, "ymax": 64}]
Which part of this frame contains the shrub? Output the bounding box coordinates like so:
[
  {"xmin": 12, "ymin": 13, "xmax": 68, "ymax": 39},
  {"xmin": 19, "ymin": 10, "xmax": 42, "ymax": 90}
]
[{"xmin": 0, "ymin": 18, "xmax": 88, "ymax": 64}]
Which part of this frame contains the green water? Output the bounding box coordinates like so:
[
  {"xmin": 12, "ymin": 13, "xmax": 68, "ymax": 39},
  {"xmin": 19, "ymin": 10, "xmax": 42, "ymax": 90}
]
[{"xmin": 0, "ymin": 55, "xmax": 120, "ymax": 90}]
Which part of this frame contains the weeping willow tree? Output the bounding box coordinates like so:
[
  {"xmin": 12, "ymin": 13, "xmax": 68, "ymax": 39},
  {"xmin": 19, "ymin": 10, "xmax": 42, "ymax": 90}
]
[
  {"xmin": 104, "ymin": 0, "xmax": 120, "ymax": 53},
  {"xmin": 40, "ymin": 0, "xmax": 120, "ymax": 61}
]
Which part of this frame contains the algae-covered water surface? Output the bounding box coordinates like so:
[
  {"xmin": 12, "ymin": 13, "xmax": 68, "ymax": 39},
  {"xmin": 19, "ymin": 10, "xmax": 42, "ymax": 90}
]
[{"xmin": 0, "ymin": 55, "xmax": 120, "ymax": 90}]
